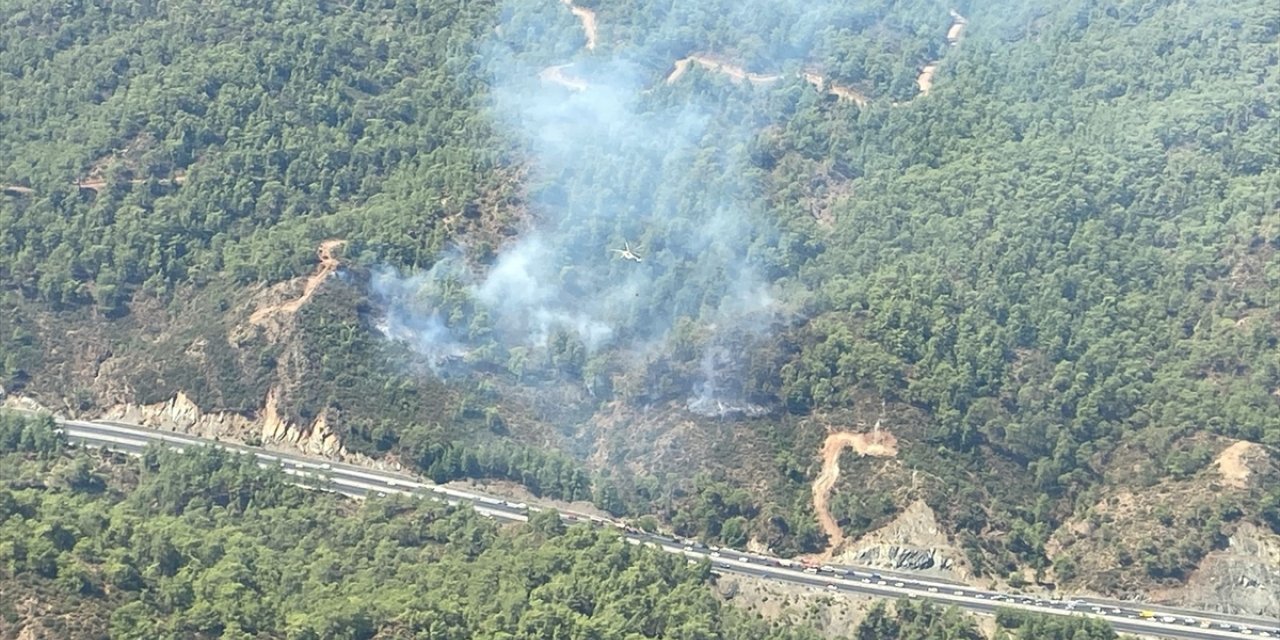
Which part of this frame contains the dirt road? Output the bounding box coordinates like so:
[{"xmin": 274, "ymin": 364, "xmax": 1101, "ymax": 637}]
[
  {"xmin": 539, "ymin": 64, "xmax": 589, "ymax": 91},
  {"xmin": 249, "ymin": 239, "xmax": 347, "ymax": 325},
  {"xmin": 667, "ymin": 55, "xmax": 783, "ymax": 85},
  {"xmin": 561, "ymin": 0, "xmax": 598, "ymax": 50},
  {"xmin": 801, "ymin": 71, "xmax": 869, "ymax": 106},
  {"xmin": 917, "ymin": 9, "xmax": 968, "ymax": 96},
  {"xmin": 3, "ymin": 173, "xmax": 186, "ymax": 196},
  {"xmin": 812, "ymin": 424, "xmax": 899, "ymax": 549}
]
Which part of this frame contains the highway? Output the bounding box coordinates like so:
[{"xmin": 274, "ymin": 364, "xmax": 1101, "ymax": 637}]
[{"xmin": 36, "ymin": 415, "xmax": 1280, "ymax": 640}]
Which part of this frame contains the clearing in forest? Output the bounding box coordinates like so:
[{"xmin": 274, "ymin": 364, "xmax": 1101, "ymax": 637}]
[
  {"xmin": 249, "ymin": 239, "xmax": 347, "ymax": 326},
  {"xmin": 812, "ymin": 422, "xmax": 899, "ymax": 549},
  {"xmin": 1214, "ymin": 440, "xmax": 1268, "ymax": 489}
]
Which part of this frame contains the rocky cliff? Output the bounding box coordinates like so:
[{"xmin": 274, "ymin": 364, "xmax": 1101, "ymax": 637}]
[{"xmin": 95, "ymin": 387, "xmax": 388, "ymax": 467}]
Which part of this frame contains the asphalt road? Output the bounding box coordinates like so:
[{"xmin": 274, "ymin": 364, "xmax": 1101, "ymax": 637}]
[{"xmin": 41, "ymin": 416, "xmax": 1280, "ymax": 640}]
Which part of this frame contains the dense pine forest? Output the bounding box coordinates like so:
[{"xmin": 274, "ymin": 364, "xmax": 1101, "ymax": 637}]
[{"xmin": 0, "ymin": 0, "xmax": 1277, "ymax": 616}]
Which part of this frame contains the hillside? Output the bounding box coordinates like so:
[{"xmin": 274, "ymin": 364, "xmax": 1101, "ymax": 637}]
[
  {"xmin": 0, "ymin": 413, "xmax": 1124, "ymax": 640},
  {"xmin": 0, "ymin": 0, "xmax": 1278, "ymax": 617}
]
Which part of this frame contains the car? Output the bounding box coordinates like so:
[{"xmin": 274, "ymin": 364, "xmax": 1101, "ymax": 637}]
[
  {"xmin": 893, "ymin": 582, "xmax": 904, "ymax": 587},
  {"xmin": 877, "ymin": 580, "xmax": 887, "ymax": 586},
  {"xmin": 710, "ymin": 552, "xmax": 720, "ymax": 558},
  {"xmin": 826, "ymin": 584, "xmax": 837, "ymax": 590},
  {"xmin": 804, "ymin": 567, "xmax": 818, "ymax": 574},
  {"xmin": 927, "ymin": 587, "xmax": 938, "ymax": 593},
  {"xmin": 739, "ymin": 557, "xmax": 749, "ymax": 562},
  {"xmin": 682, "ymin": 546, "xmax": 693, "ymax": 552},
  {"xmin": 861, "ymin": 578, "xmax": 871, "ymax": 583},
  {"xmin": 953, "ymin": 590, "xmax": 963, "ymax": 596}
]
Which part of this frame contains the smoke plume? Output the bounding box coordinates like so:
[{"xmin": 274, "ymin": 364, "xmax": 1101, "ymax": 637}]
[{"xmin": 372, "ymin": 0, "xmax": 800, "ymax": 415}]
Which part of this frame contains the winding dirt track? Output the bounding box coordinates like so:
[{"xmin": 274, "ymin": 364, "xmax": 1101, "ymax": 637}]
[
  {"xmin": 916, "ymin": 10, "xmax": 967, "ymax": 96},
  {"xmin": 547, "ymin": 3, "xmax": 965, "ymax": 104},
  {"xmin": 539, "ymin": 64, "xmax": 589, "ymax": 91},
  {"xmin": 249, "ymin": 239, "xmax": 347, "ymax": 326},
  {"xmin": 667, "ymin": 55, "xmax": 783, "ymax": 86},
  {"xmin": 812, "ymin": 424, "xmax": 899, "ymax": 549},
  {"xmin": 3, "ymin": 173, "xmax": 186, "ymax": 196},
  {"xmin": 801, "ymin": 71, "xmax": 869, "ymax": 106},
  {"xmin": 561, "ymin": 0, "xmax": 598, "ymax": 50}
]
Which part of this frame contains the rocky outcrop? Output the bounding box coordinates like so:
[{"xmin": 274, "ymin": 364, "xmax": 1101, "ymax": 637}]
[
  {"xmin": 832, "ymin": 500, "xmax": 970, "ymax": 580},
  {"xmin": 850, "ymin": 545, "xmax": 956, "ymax": 572},
  {"xmin": 1162, "ymin": 523, "xmax": 1280, "ymax": 617},
  {"xmin": 98, "ymin": 388, "xmax": 379, "ymax": 465}
]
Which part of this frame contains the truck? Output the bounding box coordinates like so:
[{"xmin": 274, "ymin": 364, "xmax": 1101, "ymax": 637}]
[{"xmin": 1138, "ymin": 611, "xmax": 1155, "ymax": 619}]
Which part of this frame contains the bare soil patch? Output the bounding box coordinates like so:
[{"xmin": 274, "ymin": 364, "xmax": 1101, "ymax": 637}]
[
  {"xmin": 714, "ymin": 573, "xmax": 882, "ymax": 638},
  {"xmin": 1214, "ymin": 440, "xmax": 1268, "ymax": 489}
]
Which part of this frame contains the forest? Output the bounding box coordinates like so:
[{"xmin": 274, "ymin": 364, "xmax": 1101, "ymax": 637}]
[
  {"xmin": 0, "ymin": 0, "xmax": 1276, "ymax": 605},
  {"xmin": 0, "ymin": 413, "xmax": 1121, "ymax": 639}
]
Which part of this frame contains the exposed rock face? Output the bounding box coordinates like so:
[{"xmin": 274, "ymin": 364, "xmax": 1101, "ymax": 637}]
[
  {"xmin": 851, "ymin": 545, "xmax": 954, "ymax": 572},
  {"xmin": 98, "ymin": 388, "xmax": 380, "ymax": 465},
  {"xmin": 831, "ymin": 500, "xmax": 969, "ymax": 580},
  {"xmin": 1163, "ymin": 523, "xmax": 1280, "ymax": 617}
]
